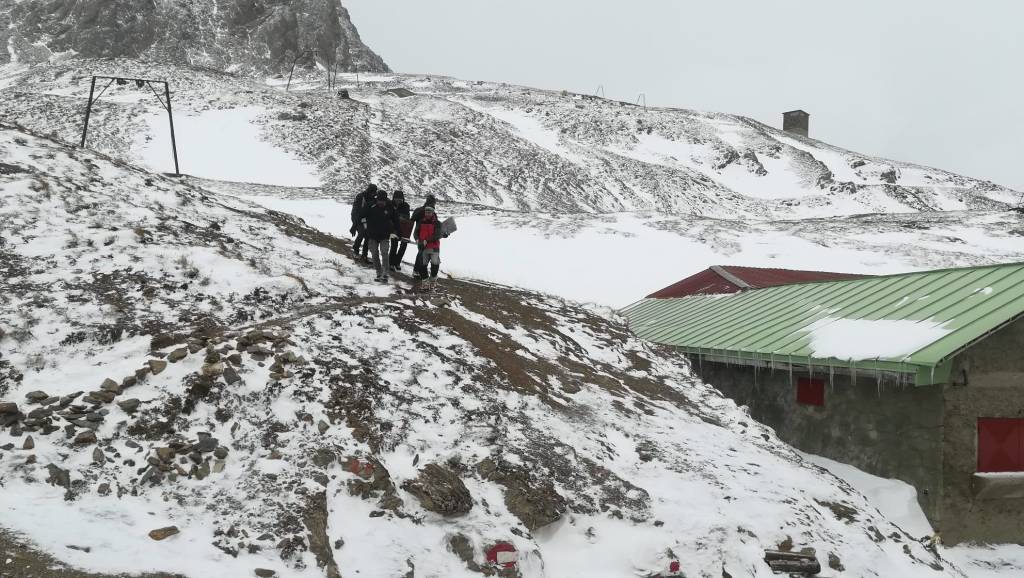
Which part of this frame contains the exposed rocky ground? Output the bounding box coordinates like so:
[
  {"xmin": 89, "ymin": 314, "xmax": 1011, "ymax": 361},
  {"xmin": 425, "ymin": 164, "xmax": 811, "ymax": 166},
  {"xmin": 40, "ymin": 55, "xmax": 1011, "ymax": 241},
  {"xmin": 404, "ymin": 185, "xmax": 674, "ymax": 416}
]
[
  {"xmin": 0, "ymin": 0, "xmax": 388, "ymax": 74},
  {"xmin": 0, "ymin": 123, "xmax": 985, "ymax": 577},
  {"xmin": 0, "ymin": 60, "xmax": 1015, "ymax": 219}
]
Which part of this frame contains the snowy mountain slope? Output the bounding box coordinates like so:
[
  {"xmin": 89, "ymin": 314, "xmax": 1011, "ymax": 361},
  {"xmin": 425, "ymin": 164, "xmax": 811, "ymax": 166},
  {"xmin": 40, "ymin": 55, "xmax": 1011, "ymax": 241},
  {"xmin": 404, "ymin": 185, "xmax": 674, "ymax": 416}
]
[
  {"xmin": 0, "ymin": 123, "xmax": 983, "ymax": 577},
  {"xmin": 0, "ymin": 0, "xmax": 388, "ymax": 74},
  {"xmin": 0, "ymin": 59, "xmax": 1015, "ymax": 218}
]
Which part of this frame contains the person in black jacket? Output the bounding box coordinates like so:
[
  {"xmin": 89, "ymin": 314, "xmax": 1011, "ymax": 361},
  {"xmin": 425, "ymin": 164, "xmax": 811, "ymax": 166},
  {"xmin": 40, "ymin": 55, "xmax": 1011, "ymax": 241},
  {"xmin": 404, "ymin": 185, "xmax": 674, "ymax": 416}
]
[
  {"xmin": 350, "ymin": 184, "xmax": 377, "ymax": 263},
  {"xmin": 389, "ymin": 190, "xmax": 412, "ymax": 272},
  {"xmin": 410, "ymin": 193, "xmax": 437, "ymax": 223},
  {"xmin": 359, "ymin": 190, "xmax": 400, "ymax": 282}
]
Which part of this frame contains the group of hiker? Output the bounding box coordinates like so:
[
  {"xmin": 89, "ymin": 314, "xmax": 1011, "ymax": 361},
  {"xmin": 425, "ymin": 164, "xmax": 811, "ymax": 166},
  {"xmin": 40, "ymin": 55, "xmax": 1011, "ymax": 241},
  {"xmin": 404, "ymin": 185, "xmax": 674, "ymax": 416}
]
[{"xmin": 349, "ymin": 184, "xmax": 450, "ymax": 285}]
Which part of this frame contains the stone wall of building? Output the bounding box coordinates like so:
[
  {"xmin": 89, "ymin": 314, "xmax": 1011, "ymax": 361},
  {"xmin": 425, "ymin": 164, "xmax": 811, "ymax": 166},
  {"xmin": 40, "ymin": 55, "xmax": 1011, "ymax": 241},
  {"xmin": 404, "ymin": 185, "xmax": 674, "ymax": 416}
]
[
  {"xmin": 782, "ymin": 112, "xmax": 809, "ymax": 136},
  {"xmin": 693, "ymin": 359, "xmax": 945, "ymax": 523},
  {"xmin": 943, "ymin": 315, "xmax": 1024, "ymax": 545}
]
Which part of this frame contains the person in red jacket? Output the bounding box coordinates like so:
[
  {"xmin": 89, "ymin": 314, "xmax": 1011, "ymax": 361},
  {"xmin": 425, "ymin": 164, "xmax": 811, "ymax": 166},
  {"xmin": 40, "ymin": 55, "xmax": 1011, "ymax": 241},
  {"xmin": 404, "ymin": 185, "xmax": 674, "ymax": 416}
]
[{"xmin": 413, "ymin": 205, "xmax": 443, "ymax": 283}]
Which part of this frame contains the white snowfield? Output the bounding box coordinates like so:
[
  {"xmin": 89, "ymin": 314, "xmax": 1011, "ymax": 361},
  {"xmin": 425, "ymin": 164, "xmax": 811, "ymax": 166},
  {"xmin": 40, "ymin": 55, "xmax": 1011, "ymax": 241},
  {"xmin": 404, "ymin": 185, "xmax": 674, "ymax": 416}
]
[
  {"xmin": 2, "ymin": 124, "xmax": 1013, "ymax": 578},
  {"xmin": 138, "ymin": 106, "xmax": 322, "ymax": 187}
]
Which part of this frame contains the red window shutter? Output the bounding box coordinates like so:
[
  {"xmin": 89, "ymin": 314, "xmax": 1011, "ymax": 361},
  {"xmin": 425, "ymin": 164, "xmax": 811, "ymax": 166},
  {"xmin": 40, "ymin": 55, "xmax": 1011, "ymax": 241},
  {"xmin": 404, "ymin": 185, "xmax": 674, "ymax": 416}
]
[
  {"xmin": 977, "ymin": 418, "xmax": 1024, "ymax": 473},
  {"xmin": 796, "ymin": 378, "xmax": 825, "ymax": 406}
]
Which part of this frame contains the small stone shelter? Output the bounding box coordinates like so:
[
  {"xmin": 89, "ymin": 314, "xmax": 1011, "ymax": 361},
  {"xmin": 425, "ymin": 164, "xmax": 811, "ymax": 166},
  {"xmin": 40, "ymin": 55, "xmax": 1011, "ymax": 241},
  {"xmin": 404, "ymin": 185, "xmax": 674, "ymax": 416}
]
[
  {"xmin": 622, "ymin": 263, "xmax": 1024, "ymax": 545},
  {"xmin": 783, "ymin": 109, "xmax": 810, "ymax": 136}
]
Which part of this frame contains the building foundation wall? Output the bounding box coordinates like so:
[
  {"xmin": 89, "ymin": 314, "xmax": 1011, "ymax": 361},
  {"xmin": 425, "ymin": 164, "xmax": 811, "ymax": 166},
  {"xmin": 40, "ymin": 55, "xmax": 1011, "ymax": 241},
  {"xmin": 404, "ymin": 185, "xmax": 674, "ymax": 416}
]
[{"xmin": 693, "ymin": 359, "xmax": 945, "ymax": 525}]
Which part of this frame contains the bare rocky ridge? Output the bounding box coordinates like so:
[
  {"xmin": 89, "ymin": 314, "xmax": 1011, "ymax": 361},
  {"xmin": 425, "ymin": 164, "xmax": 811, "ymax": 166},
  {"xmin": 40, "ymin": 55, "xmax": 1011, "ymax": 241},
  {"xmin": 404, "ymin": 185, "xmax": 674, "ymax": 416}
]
[
  {"xmin": 0, "ymin": 0, "xmax": 388, "ymax": 74},
  {"xmin": 0, "ymin": 123, "xmax": 973, "ymax": 576}
]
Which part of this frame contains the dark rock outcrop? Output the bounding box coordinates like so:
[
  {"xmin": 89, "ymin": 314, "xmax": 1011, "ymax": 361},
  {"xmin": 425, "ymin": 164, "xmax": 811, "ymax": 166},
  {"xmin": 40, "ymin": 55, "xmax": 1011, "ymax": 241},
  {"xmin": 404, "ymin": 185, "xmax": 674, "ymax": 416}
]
[
  {"xmin": 401, "ymin": 464, "xmax": 473, "ymax": 517},
  {"xmin": 478, "ymin": 457, "xmax": 567, "ymax": 531},
  {"xmin": 0, "ymin": 0, "xmax": 389, "ymax": 74}
]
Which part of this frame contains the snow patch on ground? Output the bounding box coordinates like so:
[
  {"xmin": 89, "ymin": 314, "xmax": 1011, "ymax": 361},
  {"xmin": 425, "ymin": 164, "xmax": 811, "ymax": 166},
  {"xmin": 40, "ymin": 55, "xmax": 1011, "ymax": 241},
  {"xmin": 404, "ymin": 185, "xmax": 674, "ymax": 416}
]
[
  {"xmin": 137, "ymin": 106, "xmax": 321, "ymax": 187},
  {"xmin": 804, "ymin": 453, "xmax": 933, "ymax": 538}
]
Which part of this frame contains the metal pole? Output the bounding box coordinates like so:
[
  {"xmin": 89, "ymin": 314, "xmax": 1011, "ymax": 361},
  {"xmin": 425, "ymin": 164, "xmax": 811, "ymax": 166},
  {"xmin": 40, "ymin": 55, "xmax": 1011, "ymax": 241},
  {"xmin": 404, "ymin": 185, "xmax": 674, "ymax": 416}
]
[
  {"xmin": 80, "ymin": 76, "xmax": 97, "ymax": 148},
  {"xmin": 164, "ymin": 82, "xmax": 180, "ymax": 176},
  {"xmin": 286, "ymin": 57, "xmax": 297, "ymax": 92}
]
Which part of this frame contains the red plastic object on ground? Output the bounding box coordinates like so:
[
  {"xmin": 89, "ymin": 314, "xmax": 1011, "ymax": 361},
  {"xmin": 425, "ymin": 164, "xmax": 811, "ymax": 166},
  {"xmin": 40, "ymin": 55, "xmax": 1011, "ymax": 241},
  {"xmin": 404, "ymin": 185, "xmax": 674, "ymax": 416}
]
[{"xmin": 486, "ymin": 543, "xmax": 517, "ymax": 568}]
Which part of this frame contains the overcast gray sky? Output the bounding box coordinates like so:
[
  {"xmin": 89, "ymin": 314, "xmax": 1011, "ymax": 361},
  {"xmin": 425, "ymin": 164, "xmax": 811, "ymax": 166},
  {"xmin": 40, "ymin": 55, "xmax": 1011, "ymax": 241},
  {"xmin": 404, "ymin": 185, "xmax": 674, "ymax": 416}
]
[{"xmin": 344, "ymin": 0, "xmax": 1023, "ymax": 190}]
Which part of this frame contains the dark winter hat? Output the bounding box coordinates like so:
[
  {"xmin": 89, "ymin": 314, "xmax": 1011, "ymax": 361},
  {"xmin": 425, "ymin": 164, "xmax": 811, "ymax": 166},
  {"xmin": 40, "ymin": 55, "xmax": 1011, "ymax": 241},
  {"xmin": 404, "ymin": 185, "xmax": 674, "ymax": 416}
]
[
  {"xmin": 364, "ymin": 184, "xmax": 378, "ymax": 194},
  {"xmin": 393, "ymin": 190, "xmax": 405, "ymax": 199},
  {"xmin": 425, "ymin": 194, "xmax": 437, "ymax": 207},
  {"xmin": 376, "ymin": 190, "xmax": 389, "ymax": 200}
]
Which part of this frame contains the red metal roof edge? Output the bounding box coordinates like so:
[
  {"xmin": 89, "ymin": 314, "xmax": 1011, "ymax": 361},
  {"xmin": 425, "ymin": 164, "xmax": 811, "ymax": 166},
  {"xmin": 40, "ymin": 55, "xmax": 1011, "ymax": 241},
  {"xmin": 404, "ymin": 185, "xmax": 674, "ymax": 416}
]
[{"xmin": 646, "ymin": 266, "xmax": 872, "ymax": 299}]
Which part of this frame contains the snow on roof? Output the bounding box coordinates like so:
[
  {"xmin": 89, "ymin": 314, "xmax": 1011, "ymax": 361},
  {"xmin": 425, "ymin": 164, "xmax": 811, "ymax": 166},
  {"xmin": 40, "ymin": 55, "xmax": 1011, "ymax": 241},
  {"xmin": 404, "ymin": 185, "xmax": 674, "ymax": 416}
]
[{"xmin": 807, "ymin": 317, "xmax": 953, "ymax": 361}]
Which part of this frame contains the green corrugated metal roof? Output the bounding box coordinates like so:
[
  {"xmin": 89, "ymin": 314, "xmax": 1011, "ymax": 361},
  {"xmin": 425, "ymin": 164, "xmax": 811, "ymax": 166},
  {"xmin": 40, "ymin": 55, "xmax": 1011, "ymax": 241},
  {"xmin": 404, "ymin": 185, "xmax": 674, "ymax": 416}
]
[{"xmin": 621, "ymin": 263, "xmax": 1024, "ymax": 385}]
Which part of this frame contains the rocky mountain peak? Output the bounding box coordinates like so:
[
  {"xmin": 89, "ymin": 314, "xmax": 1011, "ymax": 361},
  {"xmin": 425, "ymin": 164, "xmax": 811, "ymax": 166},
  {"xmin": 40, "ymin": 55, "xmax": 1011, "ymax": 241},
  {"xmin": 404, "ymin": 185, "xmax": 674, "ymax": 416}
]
[{"xmin": 0, "ymin": 0, "xmax": 389, "ymax": 74}]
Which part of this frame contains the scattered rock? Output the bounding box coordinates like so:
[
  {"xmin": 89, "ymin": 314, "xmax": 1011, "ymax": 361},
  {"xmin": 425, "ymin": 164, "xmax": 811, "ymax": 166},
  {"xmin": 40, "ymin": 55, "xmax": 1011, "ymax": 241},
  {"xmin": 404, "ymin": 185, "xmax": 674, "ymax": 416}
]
[
  {"xmin": 213, "ymin": 460, "xmax": 225, "ymax": 473},
  {"xmin": 148, "ymin": 526, "xmax": 180, "ymax": 541},
  {"xmin": 401, "ymin": 464, "xmax": 473, "ymax": 516},
  {"xmin": 118, "ymin": 398, "xmax": 141, "ymax": 413},
  {"xmin": 227, "ymin": 353, "xmax": 243, "ymax": 366},
  {"xmin": 66, "ymin": 544, "xmax": 91, "ymax": 553},
  {"xmin": 46, "ymin": 464, "xmax": 71, "ymax": 489},
  {"xmin": 448, "ymin": 533, "xmax": 477, "ymax": 568},
  {"xmin": 168, "ymin": 348, "xmax": 188, "ymax": 363},
  {"xmin": 22, "ymin": 436, "xmax": 34, "ymax": 450},
  {"xmin": 90, "ymin": 390, "xmax": 116, "ymax": 403},
  {"xmin": 25, "ymin": 391, "xmax": 49, "ymax": 403},
  {"xmin": 195, "ymin": 461, "xmax": 211, "ymax": 480},
  {"xmin": 318, "ymin": 420, "xmax": 329, "ymax": 435},
  {"xmin": 150, "ymin": 333, "xmax": 181, "ymax": 351},
  {"xmin": 122, "ymin": 375, "xmax": 138, "ymax": 388},
  {"xmin": 829, "ymin": 552, "xmax": 845, "ymax": 572},
  {"xmin": 254, "ymin": 570, "xmax": 276, "ymax": 578},
  {"xmin": 214, "ymin": 446, "xmax": 229, "ymax": 459},
  {"xmin": 97, "ymin": 482, "xmax": 111, "ymax": 496},
  {"xmin": 74, "ymin": 430, "xmax": 97, "ymax": 445},
  {"xmin": 150, "ymin": 448, "xmax": 174, "ymax": 464},
  {"xmin": 148, "ymin": 359, "xmax": 168, "ymax": 375},
  {"xmin": 312, "ymin": 449, "xmax": 335, "ymax": 468},
  {"xmin": 201, "ymin": 362, "xmax": 225, "ymax": 377},
  {"xmin": 195, "ymin": 435, "xmax": 218, "ymax": 453},
  {"xmin": 100, "ymin": 378, "xmax": 120, "ymax": 393},
  {"xmin": 92, "ymin": 447, "xmax": 105, "ymax": 464},
  {"xmin": 223, "ymin": 366, "xmax": 241, "ymax": 385},
  {"xmin": 0, "ymin": 402, "xmax": 19, "ymax": 414}
]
